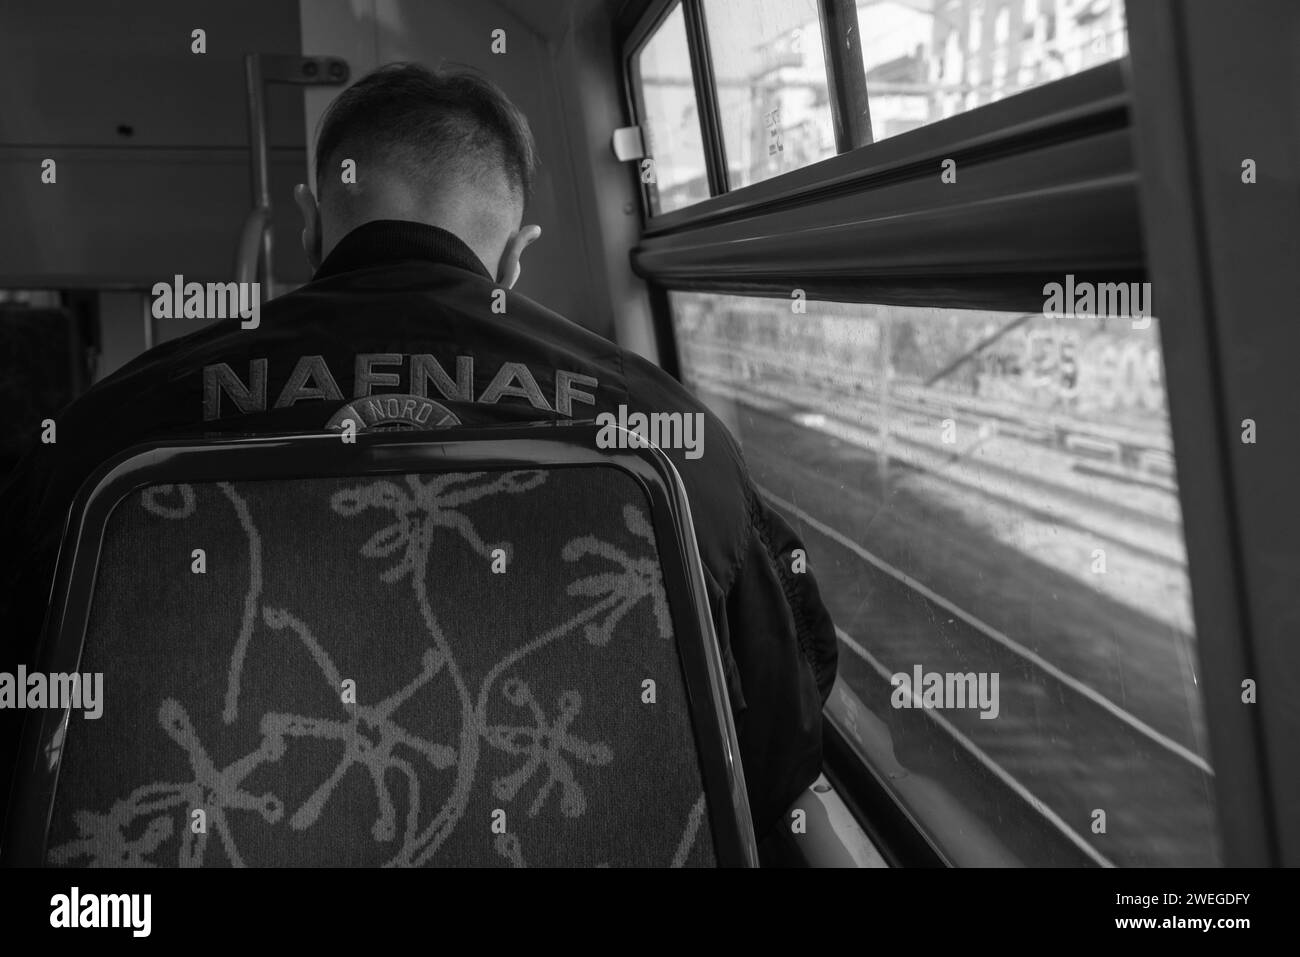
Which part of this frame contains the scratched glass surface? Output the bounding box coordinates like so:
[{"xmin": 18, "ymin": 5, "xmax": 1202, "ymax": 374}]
[
  {"xmin": 670, "ymin": 290, "xmax": 1219, "ymax": 866},
  {"xmin": 702, "ymin": 0, "xmax": 837, "ymax": 190}
]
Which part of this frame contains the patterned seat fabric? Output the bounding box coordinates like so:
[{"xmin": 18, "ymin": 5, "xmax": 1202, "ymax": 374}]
[{"xmin": 47, "ymin": 465, "xmax": 715, "ymax": 866}]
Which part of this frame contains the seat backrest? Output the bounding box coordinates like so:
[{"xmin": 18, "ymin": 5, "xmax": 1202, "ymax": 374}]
[{"xmin": 6, "ymin": 427, "xmax": 755, "ymax": 867}]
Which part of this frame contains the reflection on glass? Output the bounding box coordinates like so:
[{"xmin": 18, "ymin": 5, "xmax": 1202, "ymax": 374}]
[
  {"xmin": 670, "ymin": 290, "xmax": 1218, "ymax": 866},
  {"xmin": 857, "ymin": 0, "xmax": 1129, "ymax": 142},
  {"xmin": 702, "ymin": 0, "xmax": 837, "ymax": 189},
  {"xmin": 637, "ymin": 3, "xmax": 709, "ymax": 214}
]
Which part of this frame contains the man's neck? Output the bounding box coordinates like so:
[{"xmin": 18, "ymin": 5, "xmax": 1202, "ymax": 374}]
[{"xmin": 323, "ymin": 175, "xmax": 514, "ymax": 279}]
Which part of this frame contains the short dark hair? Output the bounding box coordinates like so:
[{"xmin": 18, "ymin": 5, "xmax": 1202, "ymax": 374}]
[{"xmin": 314, "ymin": 62, "xmax": 538, "ymax": 208}]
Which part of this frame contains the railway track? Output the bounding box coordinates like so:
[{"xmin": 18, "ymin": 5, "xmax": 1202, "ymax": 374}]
[
  {"xmin": 686, "ymin": 336, "xmax": 1177, "ymax": 489},
  {"xmin": 693, "ymin": 371, "xmax": 1189, "ymax": 577},
  {"xmin": 765, "ymin": 487, "xmax": 1216, "ymax": 867},
  {"xmin": 702, "ymin": 370, "xmax": 1186, "ymax": 564},
  {"xmin": 701, "ymin": 381, "xmax": 1219, "ymax": 866}
]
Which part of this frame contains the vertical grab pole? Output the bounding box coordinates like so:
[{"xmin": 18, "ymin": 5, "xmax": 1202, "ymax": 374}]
[
  {"xmin": 244, "ymin": 54, "xmax": 273, "ymax": 301},
  {"xmin": 238, "ymin": 55, "xmax": 348, "ymax": 298}
]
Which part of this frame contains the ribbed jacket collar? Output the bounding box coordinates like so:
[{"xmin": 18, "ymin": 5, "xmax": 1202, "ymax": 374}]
[{"xmin": 313, "ymin": 219, "xmax": 493, "ymax": 281}]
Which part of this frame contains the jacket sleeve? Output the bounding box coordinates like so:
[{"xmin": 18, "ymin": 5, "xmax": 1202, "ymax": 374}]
[{"xmin": 716, "ymin": 479, "xmax": 839, "ymax": 836}]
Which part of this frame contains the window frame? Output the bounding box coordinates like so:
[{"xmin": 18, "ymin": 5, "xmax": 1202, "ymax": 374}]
[
  {"xmin": 634, "ymin": 63, "xmax": 1136, "ymax": 313},
  {"xmin": 624, "ymin": 0, "xmax": 728, "ymax": 216},
  {"xmin": 623, "ymin": 0, "xmax": 1139, "ymax": 312},
  {"xmin": 619, "ymin": 0, "xmax": 1152, "ymax": 869},
  {"xmin": 625, "ymin": 0, "xmax": 868, "ymax": 217},
  {"xmin": 1125, "ymin": 0, "xmax": 1300, "ymax": 868},
  {"xmin": 621, "ymin": 0, "xmax": 1299, "ymax": 868},
  {"xmin": 819, "ymin": 0, "xmax": 873, "ymax": 152}
]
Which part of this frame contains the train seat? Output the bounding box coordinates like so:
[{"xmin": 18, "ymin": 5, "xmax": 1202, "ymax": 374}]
[{"xmin": 3, "ymin": 425, "xmax": 757, "ymax": 867}]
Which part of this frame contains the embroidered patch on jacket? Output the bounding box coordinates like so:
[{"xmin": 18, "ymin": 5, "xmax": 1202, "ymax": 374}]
[{"xmin": 325, "ymin": 393, "xmax": 461, "ymax": 432}]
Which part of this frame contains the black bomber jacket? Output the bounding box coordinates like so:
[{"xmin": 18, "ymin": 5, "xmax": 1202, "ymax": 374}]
[{"xmin": 0, "ymin": 220, "xmax": 838, "ymax": 835}]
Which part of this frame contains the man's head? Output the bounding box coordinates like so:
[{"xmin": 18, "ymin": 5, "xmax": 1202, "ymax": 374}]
[{"xmin": 294, "ymin": 63, "xmax": 542, "ymax": 287}]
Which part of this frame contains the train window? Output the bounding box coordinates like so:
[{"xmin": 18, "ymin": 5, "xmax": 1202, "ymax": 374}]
[
  {"xmin": 634, "ymin": 3, "xmax": 711, "ymax": 214},
  {"xmin": 857, "ymin": 0, "xmax": 1130, "ymax": 142},
  {"xmin": 670, "ymin": 290, "xmax": 1219, "ymax": 866},
  {"xmin": 700, "ymin": 0, "xmax": 837, "ymax": 188}
]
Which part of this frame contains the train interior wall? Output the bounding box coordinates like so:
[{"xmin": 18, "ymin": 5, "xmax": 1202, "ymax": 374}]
[{"xmin": 0, "ymin": 0, "xmax": 660, "ymax": 383}]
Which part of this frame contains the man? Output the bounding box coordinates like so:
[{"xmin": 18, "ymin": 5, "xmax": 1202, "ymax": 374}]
[{"xmin": 0, "ymin": 64, "xmax": 837, "ymax": 844}]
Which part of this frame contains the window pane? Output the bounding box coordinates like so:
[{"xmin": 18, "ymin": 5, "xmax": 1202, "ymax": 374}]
[
  {"xmin": 637, "ymin": 3, "xmax": 710, "ymax": 214},
  {"xmin": 702, "ymin": 0, "xmax": 837, "ymax": 189},
  {"xmin": 858, "ymin": 0, "xmax": 1129, "ymax": 142},
  {"xmin": 670, "ymin": 290, "xmax": 1219, "ymax": 866}
]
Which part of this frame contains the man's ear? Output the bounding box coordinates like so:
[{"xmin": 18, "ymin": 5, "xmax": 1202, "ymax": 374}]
[
  {"xmin": 497, "ymin": 224, "xmax": 542, "ymax": 290},
  {"xmin": 293, "ymin": 183, "xmax": 323, "ymax": 272}
]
